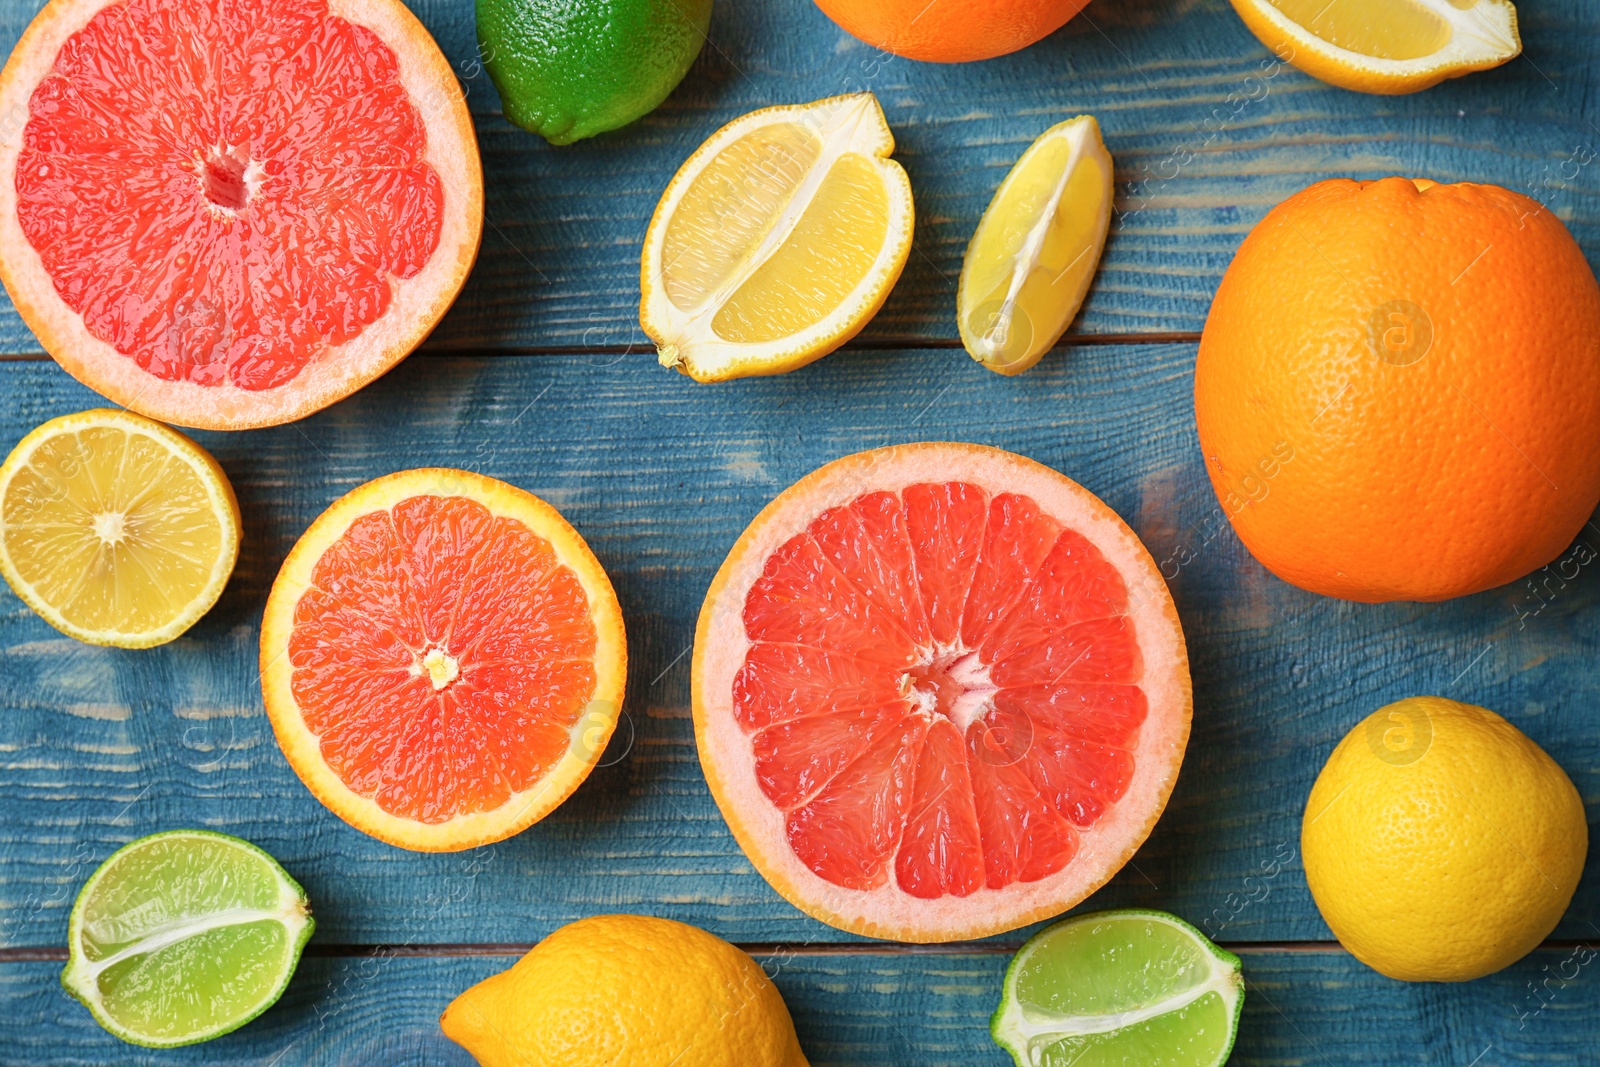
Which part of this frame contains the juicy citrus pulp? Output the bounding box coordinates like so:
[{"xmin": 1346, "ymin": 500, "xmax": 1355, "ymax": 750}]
[
  {"xmin": 1302, "ymin": 697, "xmax": 1586, "ymax": 981},
  {"xmin": 260, "ymin": 468, "xmax": 627, "ymax": 851},
  {"xmin": 694, "ymin": 444, "xmax": 1191, "ymax": 941},
  {"xmin": 959, "ymin": 115, "xmax": 1113, "ymax": 375},
  {"xmin": 61, "ymin": 830, "xmax": 313, "ymax": 1048},
  {"xmin": 441, "ymin": 915, "xmax": 810, "ymax": 1067},
  {"xmin": 0, "ymin": 0, "xmax": 482, "ymax": 429},
  {"xmin": 478, "ymin": 0, "xmax": 711, "ymax": 144},
  {"xmin": 991, "ymin": 909, "xmax": 1244, "ymax": 1067},
  {"xmin": 0, "ymin": 408, "xmax": 240, "ymax": 648},
  {"xmin": 1229, "ymin": 0, "xmax": 1519, "ymax": 93},
  {"xmin": 641, "ymin": 93, "xmax": 914, "ymax": 382}
]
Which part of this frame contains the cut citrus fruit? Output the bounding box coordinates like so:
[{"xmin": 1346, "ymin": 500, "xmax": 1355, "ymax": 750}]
[
  {"xmin": 693, "ymin": 443, "xmax": 1191, "ymax": 942},
  {"xmin": 991, "ymin": 909, "xmax": 1243, "ymax": 1067},
  {"xmin": 641, "ymin": 93, "xmax": 914, "ymax": 382},
  {"xmin": 0, "ymin": 0, "xmax": 483, "ymax": 430},
  {"xmin": 260, "ymin": 468, "xmax": 626, "ymax": 851},
  {"xmin": 1229, "ymin": 0, "xmax": 1519, "ymax": 94},
  {"xmin": 61, "ymin": 829, "xmax": 313, "ymax": 1048},
  {"xmin": 958, "ymin": 116, "xmax": 1113, "ymax": 375},
  {"xmin": 0, "ymin": 408, "xmax": 240, "ymax": 648}
]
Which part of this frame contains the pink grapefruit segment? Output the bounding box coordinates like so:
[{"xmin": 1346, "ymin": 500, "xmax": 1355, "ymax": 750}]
[
  {"xmin": 694, "ymin": 444, "xmax": 1190, "ymax": 942},
  {"xmin": 261, "ymin": 469, "xmax": 626, "ymax": 852},
  {"xmin": 0, "ymin": 0, "xmax": 482, "ymax": 430}
]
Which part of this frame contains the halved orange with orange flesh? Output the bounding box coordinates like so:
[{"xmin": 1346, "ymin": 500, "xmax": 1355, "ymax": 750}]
[
  {"xmin": 261, "ymin": 469, "xmax": 626, "ymax": 852},
  {"xmin": 0, "ymin": 0, "xmax": 482, "ymax": 430},
  {"xmin": 693, "ymin": 444, "xmax": 1191, "ymax": 942}
]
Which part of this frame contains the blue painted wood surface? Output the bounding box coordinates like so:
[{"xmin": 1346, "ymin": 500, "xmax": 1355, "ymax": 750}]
[{"xmin": 2, "ymin": 0, "xmax": 1600, "ymax": 1062}]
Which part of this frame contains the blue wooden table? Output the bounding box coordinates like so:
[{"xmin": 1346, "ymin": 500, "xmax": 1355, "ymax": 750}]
[{"xmin": 3, "ymin": 0, "xmax": 1600, "ymax": 1063}]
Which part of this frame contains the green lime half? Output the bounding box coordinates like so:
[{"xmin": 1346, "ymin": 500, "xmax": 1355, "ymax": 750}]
[
  {"xmin": 477, "ymin": 0, "xmax": 712, "ymax": 145},
  {"xmin": 61, "ymin": 830, "xmax": 314, "ymax": 1048},
  {"xmin": 992, "ymin": 909, "xmax": 1244, "ymax": 1067}
]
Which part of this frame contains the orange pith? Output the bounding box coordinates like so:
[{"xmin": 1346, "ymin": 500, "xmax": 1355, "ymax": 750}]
[
  {"xmin": 261, "ymin": 469, "xmax": 626, "ymax": 852},
  {"xmin": 694, "ymin": 444, "xmax": 1191, "ymax": 942},
  {"xmin": 1195, "ymin": 177, "xmax": 1600, "ymax": 603}
]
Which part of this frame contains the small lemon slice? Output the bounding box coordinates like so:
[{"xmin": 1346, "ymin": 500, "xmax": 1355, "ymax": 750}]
[
  {"xmin": 957, "ymin": 116, "xmax": 1113, "ymax": 376},
  {"xmin": 1230, "ymin": 0, "xmax": 1519, "ymax": 94},
  {"xmin": 641, "ymin": 93, "xmax": 915, "ymax": 383},
  {"xmin": 0, "ymin": 409, "xmax": 240, "ymax": 648}
]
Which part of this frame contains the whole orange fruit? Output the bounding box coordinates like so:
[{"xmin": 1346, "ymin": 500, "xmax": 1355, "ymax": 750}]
[
  {"xmin": 1194, "ymin": 177, "xmax": 1600, "ymax": 603},
  {"xmin": 812, "ymin": 0, "xmax": 1090, "ymax": 63}
]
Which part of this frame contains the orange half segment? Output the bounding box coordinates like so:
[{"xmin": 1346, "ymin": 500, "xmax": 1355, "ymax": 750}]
[
  {"xmin": 693, "ymin": 443, "xmax": 1192, "ymax": 942},
  {"xmin": 260, "ymin": 469, "xmax": 626, "ymax": 852}
]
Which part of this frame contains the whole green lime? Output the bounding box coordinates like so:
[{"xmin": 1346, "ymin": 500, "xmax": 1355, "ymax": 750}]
[{"xmin": 477, "ymin": 0, "xmax": 712, "ymax": 145}]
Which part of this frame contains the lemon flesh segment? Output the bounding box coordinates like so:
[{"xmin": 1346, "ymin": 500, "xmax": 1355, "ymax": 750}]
[
  {"xmin": 0, "ymin": 409, "xmax": 240, "ymax": 648},
  {"xmin": 642, "ymin": 92, "xmax": 914, "ymax": 382},
  {"xmin": 958, "ymin": 115, "xmax": 1113, "ymax": 376},
  {"xmin": 1234, "ymin": 0, "xmax": 1519, "ymax": 94},
  {"xmin": 62, "ymin": 830, "xmax": 313, "ymax": 1048},
  {"xmin": 991, "ymin": 910, "xmax": 1244, "ymax": 1067}
]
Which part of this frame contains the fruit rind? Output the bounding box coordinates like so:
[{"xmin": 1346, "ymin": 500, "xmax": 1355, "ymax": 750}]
[
  {"xmin": 60, "ymin": 829, "xmax": 314, "ymax": 1049},
  {"xmin": 478, "ymin": 0, "xmax": 712, "ymax": 145},
  {"xmin": 990, "ymin": 908, "xmax": 1244, "ymax": 1067},
  {"xmin": 1228, "ymin": 0, "xmax": 1520, "ymax": 95},
  {"xmin": 640, "ymin": 92, "xmax": 914, "ymax": 383},
  {"xmin": 1195, "ymin": 177, "xmax": 1600, "ymax": 603},
  {"xmin": 260, "ymin": 467, "xmax": 627, "ymax": 852},
  {"xmin": 692, "ymin": 442, "xmax": 1192, "ymax": 942},
  {"xmin": 0, "ymin": 408, "xmax": 241, "ymax": 649},
  {"xmin": 0, "ymin": 0, "xmax": 484, "ymax": 430},
  {"xmin": 1301, "ymin": 697, "xmax": 1586, "ymax": 982},
  {"xmin": 957, "ymin": 114, "xmax": 1112, "ymax": 376}
]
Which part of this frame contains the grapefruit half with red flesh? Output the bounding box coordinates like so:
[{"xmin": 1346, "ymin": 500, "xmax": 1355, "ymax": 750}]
[
  {"xmin": 0, "ymin": 0, "xmax": 482, "ymax": 430},
  {"xmin": 693, "ymin": 443, "xmax": 1191, "ymax": 942},
  {"xmin": 260, "ymin": 469, "xmax": 626, "ymax": 851}
]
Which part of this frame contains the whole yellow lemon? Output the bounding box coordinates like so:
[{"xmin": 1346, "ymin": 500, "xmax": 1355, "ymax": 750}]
[
  {"xmin": 1302, "ymin": 696, "xmax": 1586, "ymax": 982},
  {"xmin": 440, "ymin": 914, "xmax": 809, "ymax": 1067}
]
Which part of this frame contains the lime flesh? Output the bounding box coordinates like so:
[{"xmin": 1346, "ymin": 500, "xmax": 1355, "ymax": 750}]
[
  {"xmin": 477, "ymin": 0, "xmax": 712, "ymax": 145},
  {"xmin": 992, "ymin": 909, "xmax": 1243, "ymax": 1067},
  {"xmin": 61, "ymin": 830, "xmax": 314, "ymax": 1048}
]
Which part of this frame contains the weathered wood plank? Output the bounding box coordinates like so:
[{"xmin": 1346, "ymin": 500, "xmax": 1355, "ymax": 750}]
[
  {"xmin": 4, "ymin": 944, "xmax": 1599, "ymax": 1065},
  {"xmin": 2, "ymin": 350, "xmax": 1596, "ymax": 950},
  {"xmin": 0, "ymin": 0, "xmax": 1594, "ymax": 353}
]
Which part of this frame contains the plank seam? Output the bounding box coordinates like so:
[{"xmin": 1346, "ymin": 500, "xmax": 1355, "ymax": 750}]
[
  {"xmin": 0, "ymin": 332, "xmax": 1204, "ymax": 363},
  {"xmin": 2, "ymin": 939, "xmax": 1593, "ymax": 962}
]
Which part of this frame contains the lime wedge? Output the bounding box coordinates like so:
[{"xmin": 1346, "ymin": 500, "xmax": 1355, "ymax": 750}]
[
  {"xmin": 61, "ymin": 830, "xmax": 314, "ymax": 1048},
  {"xmin": 991, "ymin": 909, "xmax": 1244, "ymax": 1067}
]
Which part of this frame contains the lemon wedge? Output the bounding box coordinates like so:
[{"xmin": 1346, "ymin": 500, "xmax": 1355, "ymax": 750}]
[
  {"xmin": 1230, "ymin": 0, "xmax": 1519, "ymax": 94},
  {"xmin": 641, "ymin": 93, "xmax": 914, "ymax": 382},
  {"xmin": 0, "ymin": 409, "xmax": 240, "ymax": 648},
  {"xmin": 957, "ymin": 115, "xmax": 1113, "ymax": 376}
]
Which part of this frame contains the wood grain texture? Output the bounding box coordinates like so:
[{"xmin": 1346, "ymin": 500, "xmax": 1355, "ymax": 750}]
[
  {"xmin": 0, "ymin": 0, "xmax": 1594, "ymax": 353},
  {"xmin": 5, "ymin": 945, "xmax": 1600, "ymax": 1065},
  {"xmin": 2, "ymin": 350, "xmax": 1596, "ymax": 953}
]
